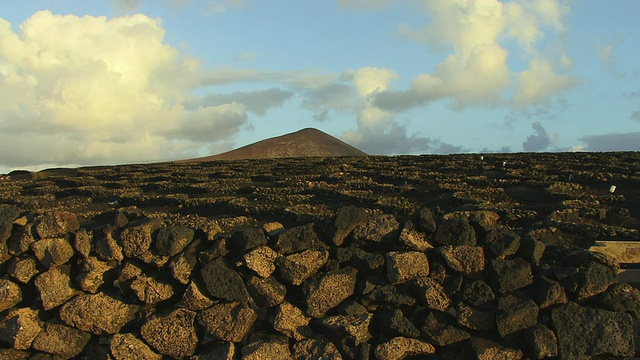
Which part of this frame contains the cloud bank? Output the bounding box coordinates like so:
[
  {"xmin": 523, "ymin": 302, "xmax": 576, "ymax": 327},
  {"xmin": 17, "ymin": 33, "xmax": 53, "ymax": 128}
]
[
  {"xmin": 0, "ymin": 11, "xmax": 253, "ymax": 168},
  {"xmin": 376, "ymin": 0, "xmax": 575, "ymax": 111}
]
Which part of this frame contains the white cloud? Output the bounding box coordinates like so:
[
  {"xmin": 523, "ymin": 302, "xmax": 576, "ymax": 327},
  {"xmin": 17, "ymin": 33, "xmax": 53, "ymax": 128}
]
[
  {"xmin": 205, "ymin": 0, "xmax": 247, "ymax": 14},
  {"xmin": 0, "ymin": 11, "xmax": 250, "ymax": 168},
  {"xmin": 378, "ymin": 0, "xmax": 575, "ymax": 111},
  {"xmin": 514, "ymin": 58, "xmax": 575, "ymax": 107}
]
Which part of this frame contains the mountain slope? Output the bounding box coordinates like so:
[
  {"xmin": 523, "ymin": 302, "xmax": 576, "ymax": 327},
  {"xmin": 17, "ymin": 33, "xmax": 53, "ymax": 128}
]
[{"xmin": 185, "ymin": 128, "xmax": 368, "ymax": 161}]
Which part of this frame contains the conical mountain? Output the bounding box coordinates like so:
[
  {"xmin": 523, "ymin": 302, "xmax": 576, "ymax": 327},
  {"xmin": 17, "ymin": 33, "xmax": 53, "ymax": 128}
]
[{"xmin": 186, "ymin": 128, "xmax": 367, "ymax": 161}]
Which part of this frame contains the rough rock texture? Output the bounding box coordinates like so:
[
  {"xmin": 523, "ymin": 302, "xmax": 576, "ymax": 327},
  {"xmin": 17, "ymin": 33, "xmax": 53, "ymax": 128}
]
[
  {"xmin": 31, "ymin": 322, "xmax": 91, "ymax": 358},
  {"xmin": 552, "ymin": 302, "xmax": 634, "ymax": 359},
  {"xmin": 109, "ymin": 333, "xmax": 162, "ymax": 360},
  {"xmin": 59, "ymin": 293, "xmax": 137, "ymax": 335},
  {"xmin": 0, "ymin": 153, "xmax": 638, "ymax": 358},
  {"xmin": 197, "ymin": 302, "xmax": 257, "ymax": 342},
  {"xmin": 140, "ymin": 308, "xmax": 198, "ymax": 359}
]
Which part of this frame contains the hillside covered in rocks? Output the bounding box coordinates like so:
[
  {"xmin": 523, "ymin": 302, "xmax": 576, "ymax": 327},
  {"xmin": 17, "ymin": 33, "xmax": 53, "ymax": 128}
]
[{"xmin": 0, "ymin": 152, "xmax": 639, "ymax": 359}]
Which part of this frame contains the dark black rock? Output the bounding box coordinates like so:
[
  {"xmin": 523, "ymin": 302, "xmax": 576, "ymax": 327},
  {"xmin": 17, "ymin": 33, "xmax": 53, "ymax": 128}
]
[
  {"xmin": 529, "ymin": 275, "xmax": 567, "ymax": 309},
  {"xmin": 551, "ymin": 302, "xmax": 634, "ymax": 359},
  {"xmin": 495, "ymin": 292, "xmax": 539, "ymax": 338},
  {"xmin": 598, "ymin": 282, "xmax": 640, "ymax": 320},
  {"xmin": 485, "ymin": 228, "xmax": 520, "ymax": 258},
  {"xmin": 461, "ymin": 279, "xmax": 495, "ymax": 309},
  {"xmin": 421, "ymin": 311, "xmax": 470, "ymax": 347},
  {"xmin": 331, "ymin": 205, "xmax": 370, "ymax": 246},
  {"xmin": 416, "ymin": 207, "xmax": 437, "ymax": 234},
  {"xmin": 200, "ymin": 257, "xmax": 250, "ymax": 303},
  {"xmin": 274, "ymin": 223, "xmax": 324, "ymax": 254},
  {"xmin": 155, "ymin": 226, "xmax": 195, "ymax": 256},
  {"xmin": 0, "ymin": 205, "xmax": 19, "ymax": 242},
  {"xmin": 434, "ymin": 218, "xmax": 476, "ymax": 246},
  {"xmin": 517, "ymin": 236, "xmax": 545, "ymax": 266},
  {"xmin": 227, "ymin": 227, "xmax": 268, "ymax": 253},
  {"xmin": 375, "ymin": 308, "xmax": 420, "ymax": 338},
  {"xmin": 523, "ymin": 324, "xmax": 558, "ymax": 359},
  {"xmin": 490, "ymin": 257, "xmax": 533, "ymax": 294},
  {"xmin": 562, "ymin": 261, "xmax": 617, "ymax": 301}
]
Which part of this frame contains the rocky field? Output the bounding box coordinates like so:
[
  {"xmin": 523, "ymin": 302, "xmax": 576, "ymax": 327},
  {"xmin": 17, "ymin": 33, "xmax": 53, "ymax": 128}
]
[{"xmin": 0, "ymin": 152, "xmax": 639, "ymax": 359}]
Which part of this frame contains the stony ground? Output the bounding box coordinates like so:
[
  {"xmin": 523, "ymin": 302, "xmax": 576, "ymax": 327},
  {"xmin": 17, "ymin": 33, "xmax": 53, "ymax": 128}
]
[{"xmin": 0, "ymin": 152, "xmax": 638, "ymax": 359}]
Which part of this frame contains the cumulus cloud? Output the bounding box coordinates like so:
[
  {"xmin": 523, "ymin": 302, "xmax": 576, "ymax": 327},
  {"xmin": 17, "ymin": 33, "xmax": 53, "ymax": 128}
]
[
  {"xmin": 522, "ymin": 121, "xmax": 557, "ymax": 151},
  {"xmin": 186, "ymin": 88, "xmax": 293, "ymax": 116},
  {"xmin": 0, "ymin": 11, "xmax": 250, "ymax": 168},
  {"xmin": 377, "ymin": 0, "xmax": 575, "ymax": 111},
  {"xmin": 578, "ymin": 132, "xmax": 640, "ymax": 151}
]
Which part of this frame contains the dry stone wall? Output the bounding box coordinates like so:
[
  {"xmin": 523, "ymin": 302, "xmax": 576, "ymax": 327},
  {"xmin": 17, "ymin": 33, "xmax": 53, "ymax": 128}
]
[{"xmin": 0, "ymin": 153, "xmax": 639, "ymax": 359}]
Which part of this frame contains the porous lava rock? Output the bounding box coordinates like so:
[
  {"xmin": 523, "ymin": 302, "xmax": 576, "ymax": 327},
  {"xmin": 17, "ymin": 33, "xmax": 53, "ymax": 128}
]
[{"xmin": 0, "ymin": 152, "xmax": 638, "ymax": 358}]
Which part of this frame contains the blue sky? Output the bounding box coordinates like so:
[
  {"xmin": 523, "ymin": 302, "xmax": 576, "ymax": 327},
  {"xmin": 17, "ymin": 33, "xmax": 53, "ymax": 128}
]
[{"xmin": 0, "ymin": 0, "xmax": 638, "ymax": 172}]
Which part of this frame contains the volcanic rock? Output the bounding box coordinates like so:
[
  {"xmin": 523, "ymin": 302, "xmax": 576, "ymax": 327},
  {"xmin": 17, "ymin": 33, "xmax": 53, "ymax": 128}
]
[
  {"xmin": 523, "ymin": 324, "xmax": 558, "ymax": 359},
  {"xmin": 461, "ymin": 279, "xmax": 495, "ymax": 309},
  {"xmin": 182, "ymin": 281, "xmax": 214, "ymax": 311},
  {"xmin": 141, "ymin": 308, "xmax": 198, "ymax": 358},
  {"xmin": 75, "ymin": 256, "xmax": 116, "ymax": 293},
  {"xmin": 197, "ymin": 301, "xmax": 257, "ymax": 342},
  {"xmin": 109, "ymin": 333, "xmax": 162, "ymax": 360},
  {"xmin": 434, "ymin": 218, "xmax": 476, "ymax": 246},
  {"xmin": 0, "ymin": 307, "xmax": 43, "ymax": 350},
  {"xmin": 552, "ymin": 302, "xmax": 634, "ymax": 359},
  {"xmin": 0, "ymin": 205, "xmax": 19, "ymax": 242},
  {"xmin": 200, "ymin": 257, "xmax": 250, "ymax": 303},
  {"xmin": 154, "ymin": 225, "xmax": 194, "ymax": 256},
  {"xmin": 352, "ymin": 213, "xmax": 400, "ymax": 243},
  {"xmin": 319, "ymin": 313, "xmax": 373, "ymax": 358},
  {"xmin": 243, "ymin": 245, "xmax": 278, "ymax": 278},
  {"xmin": 421, "ymin": 312, "xmax": 470, "ymax": 347},
  {"xmin": 438, "ymin": 245, "xmax": 484, "ymax": 274},
  {"xmin": 246, "ymin": 275, "xmax": 287, "ymax": 307},
  {"xmin": 375, "ymin": 307, "xmax": 420, "ymax": 338},
  {"xmin": 274, "ymin": 223, "xmax": 324, "ymax": 254},
  {"xmin": 385, "ymin": 250, "xmax": 430, "ymax": 285},
  {"xmin": 495, "ymin": 292, "xmax": 539, "ymax": 338},
  {"xmin": 490, "ymin": 257, "xmax": 533, "ymax": 293},
  {"xmin": 412, "ymin": 276, "xmax": 450, "ymax": 311},
  {"xmin": 30, "ymin": 237, "xmax": 74, "ymax": 268},
  {"xmin": 7, "ymin": 255, "xmax": 40, "ymax": 284},
  {"xmin": 34, "ymin": 211, "xmax": 79, "ymax": 239},
  {"xmin": 292, "ymin": 336, "xmax": 342, "ymax": 360},
  {"xmin": 31, "ymin": 322, "xmax": 91, "ymax": 358},
  {"xmin": 241, "ymin": 336, "xmax": 291, "ymax": 360},
  {"xmin": 0, "ymin": 279, "xmax": 22, "ymax": 312},
  {"xmin": 34, "ymin": 265, "xmax": 77, "ymax": 310},
  {"xmin": 120, "ymin": 218, "xmax": 161, "ymax": 258},
  {"xmin": 304, "ymin": 266, "xmax": 357, "ymax": 318},
  {"xmin": 374, "ymin": 337, "xmax": 435, "ymax": 360},
  {"xmin": 331, "ymin": 205, "xmax": 370, "ymax": 246},
  {"xmin": 470, "ymin": 337, "xmax": 523, "ymax": 360},
  {"xmin": 398, "ymin": 220, "xmax": 433, "ymax": 251},
  {"xmin": 59, "ymin": 293, "xmax": 137, "ymax": 335},
  {"xmin": 129, "ymin": 274, "xmax": 174, "ymax": 304},
  {"xmin": 168, "ymin": 238, "xmax": 200, "ymax": 284},
  {"xmin": 485, "ymin": 228, "xmax": 520, "ymax": 258},
  {"xmin": 272, "ymin": 301, "xmax": 312, "ymax": 341}
]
